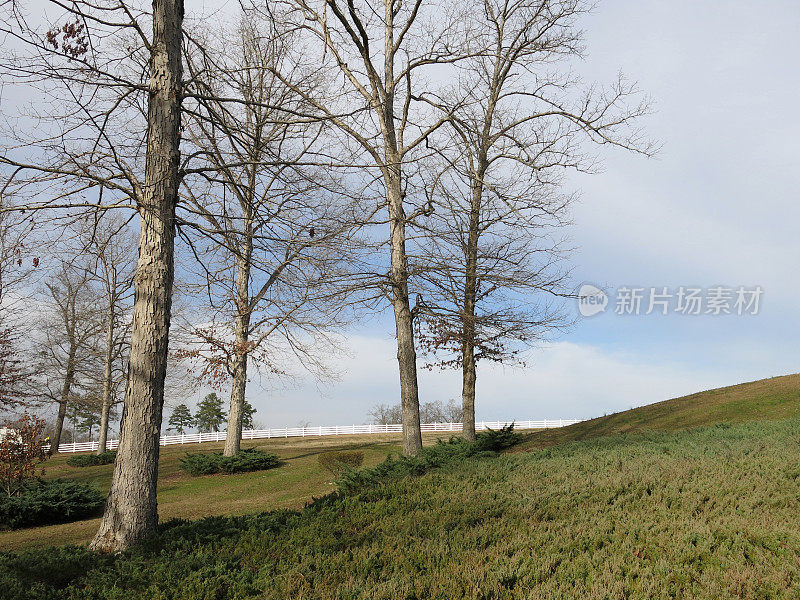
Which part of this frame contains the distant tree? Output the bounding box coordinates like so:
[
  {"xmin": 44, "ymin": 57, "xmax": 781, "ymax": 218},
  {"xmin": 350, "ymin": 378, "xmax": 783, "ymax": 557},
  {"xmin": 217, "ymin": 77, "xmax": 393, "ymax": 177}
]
[
  {"xmin": 37, "ymin": 263, "xmax": 100, "ymax": 453},
  {"xmin": 0, "ymin": 413, "xmax": 48, "ymax": 497},
  {"xmin": 0, "ymin": 325, "xmax": 32, "ymax": 409},
  {"xmin": 370, "ymin": 399, "xmax": 462, "ymax": 425},
  {"xmin": 80, "ymin": 217, "xmax": 135, "ymax": 454},
  {"xmin": 241, "ymin": 401, "xmax": 256, "ymax": 431},
  {"xmin": 420, "ymin": 399, "xmax": 462, "ymax": 423},
  {"xmin": 368, "ymin": 403, "xmax": 403, "ymax": 426},
  {"xmin": 167, "ymin": 404, "xmax": 195, "ymax": 435},
  {"xmin": 70, "ymin": 398, "xmax": 103, "ymax": 441},
  {"xmin": 195, "ymin": 393, "xmax": 227, "ymax": 433}
]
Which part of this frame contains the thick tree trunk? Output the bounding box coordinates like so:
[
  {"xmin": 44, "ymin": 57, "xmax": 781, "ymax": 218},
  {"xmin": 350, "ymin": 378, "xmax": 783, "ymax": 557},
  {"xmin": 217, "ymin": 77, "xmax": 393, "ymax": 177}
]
[
  {"xmin": 461, "ymin": 178, "xmax": 482, "ymax": 441},
  {"xmin": 223, "ymin": 350, "xmax": 247, "ymax": 456},
  {"xmin": 90, "ymin": 0, "xmax": 183, "ymax": 553},
  {"xmin": 387, "ymin": 171, "xmax": 422, "ymax": 456},
  {"xmin": 223, "ymin": 243, "xmax": 252, "ymax": 456}
]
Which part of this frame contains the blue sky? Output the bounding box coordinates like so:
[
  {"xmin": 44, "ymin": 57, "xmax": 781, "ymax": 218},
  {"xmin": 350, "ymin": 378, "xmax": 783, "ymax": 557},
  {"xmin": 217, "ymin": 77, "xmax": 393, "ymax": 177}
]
[
  {"xmin": 7, "ymin": 0, "xmax": 798, "ymax": 429},
  {"xmin": 226, "ymin": 0, "xmax": 800, "ymax": 427}
]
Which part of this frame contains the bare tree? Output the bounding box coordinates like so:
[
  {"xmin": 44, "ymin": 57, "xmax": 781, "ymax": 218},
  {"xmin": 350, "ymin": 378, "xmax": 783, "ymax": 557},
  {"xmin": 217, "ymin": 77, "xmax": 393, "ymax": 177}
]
[
  {"xmin": 175, "ymin": 16, "xmax": 358, "ymax": 456},
  {"xmin": 79, "ymin": 216, "xmax": 135, "ymax": 453},
  {"xmin": 37, "ymin": 262, "xmax": 98, "ymax": 453},
  {"xmin": 267, "ymin": 0, "xmax": 473, "ymax": 455},
  {"xmin": 416, "ymin": 0, "xmax": 654, "ymax": 439}
]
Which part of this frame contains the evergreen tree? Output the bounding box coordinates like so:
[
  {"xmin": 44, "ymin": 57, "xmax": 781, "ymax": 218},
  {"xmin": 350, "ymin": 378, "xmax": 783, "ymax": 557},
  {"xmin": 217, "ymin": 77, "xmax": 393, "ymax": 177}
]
[
  {"xmin": 194, "ymin": 393, "xmax": 227, "ymax": 433},
  {"xmin": 242, "ymin": 401, "xmax": 256, "ymax": 430},
  {"xmin": 167, "ymin": 404, "xmax": 195, "ymax": 434}
]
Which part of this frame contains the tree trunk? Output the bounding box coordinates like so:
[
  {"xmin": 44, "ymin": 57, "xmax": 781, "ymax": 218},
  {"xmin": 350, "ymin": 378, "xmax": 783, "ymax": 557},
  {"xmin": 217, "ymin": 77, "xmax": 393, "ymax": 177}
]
[
  {"xmin": 90, "ymin": 0, "xmax": 183, "ymax": 553},
  {"xmin": 50, "ymin": 350, "xmax": 76, "ymax": 454},
  {"xmin": 51, "ymin": 399, "xmax": 68, "ymax": 454},
  {"xmin": 223, "ymin": 351, "xmax": 247, "ymax": 456},
  {"xmin": 387, "ymin": 171, "xmax": 422, "ymax": 456},
  {"xmin": 97, "ymin": 309, "xmax": 115, "ymax": 454},
  {"xmin": 460, "ymin": 178, "xmax": 482, "ymax": 441},
  {"xmin": 223, "ymin": 240, "xmax": 252, "ymax": 456}
]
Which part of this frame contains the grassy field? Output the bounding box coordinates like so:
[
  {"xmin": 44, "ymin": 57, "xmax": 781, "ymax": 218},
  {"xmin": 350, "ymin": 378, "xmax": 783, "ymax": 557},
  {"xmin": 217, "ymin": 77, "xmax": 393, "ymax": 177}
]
[
  {"xmin": 0, "ymin": 431, "xmax": 449, "ymax": 551},
  {"xmin": 5, "ymin": 417, "xmax": 800, "ymax": 598},
  {"xmin": 518, "ymin": 372, "xmax": 800, "ymax": 450},
  {"xmin": 5, "ymin": 374, "xmax": 800, "ymax": 598}
]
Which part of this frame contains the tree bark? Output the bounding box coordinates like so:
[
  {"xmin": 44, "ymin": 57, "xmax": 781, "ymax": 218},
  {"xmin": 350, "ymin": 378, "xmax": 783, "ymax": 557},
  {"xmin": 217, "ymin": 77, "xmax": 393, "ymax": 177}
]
[
  {"xmin": 90, "ymin": 0, "xmax": 183, "ymax": 553},
  {"xmin": 460, "ymin": 177, "xmax": 482, "ymax": 441},
  {"xmin": 387, "ymin": 170, "xmax": 422, "ymax": 456},
  {"xmin": 97, "ymin": 306, "xmax": 115, "ymax": 453},
  {"xmin": 50, "ymin": 348, "xmax": 76, "ymax": 453}
]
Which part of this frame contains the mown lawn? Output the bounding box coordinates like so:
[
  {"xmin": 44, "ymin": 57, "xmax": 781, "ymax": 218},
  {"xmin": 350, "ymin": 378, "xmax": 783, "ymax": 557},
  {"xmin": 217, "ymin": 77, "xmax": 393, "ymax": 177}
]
[
  {"xmin": 0, "ymin": 431, "xmax": 449, "ymax": 551},
  {"xmin": 518, "ymin": 372, "xmax": 800, "ymax": 450},
  {"xmin": 4, "ymin": 418, "xmax": 800, "ymax": 598}
]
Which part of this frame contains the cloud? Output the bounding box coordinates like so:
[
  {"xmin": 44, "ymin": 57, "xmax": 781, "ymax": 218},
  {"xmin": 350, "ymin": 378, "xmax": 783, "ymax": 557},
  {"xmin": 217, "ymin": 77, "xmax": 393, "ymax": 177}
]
[{"xmin": 242, "ymin": 336, "xmax": 761, "ymax": 427}]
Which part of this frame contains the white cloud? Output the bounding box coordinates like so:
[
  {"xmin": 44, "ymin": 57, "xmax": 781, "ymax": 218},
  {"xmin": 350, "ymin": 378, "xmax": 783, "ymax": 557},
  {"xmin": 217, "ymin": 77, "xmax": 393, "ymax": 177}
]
[{"xmin": 243, "ymin": 336, "xmax": 755, "ymax": 426}]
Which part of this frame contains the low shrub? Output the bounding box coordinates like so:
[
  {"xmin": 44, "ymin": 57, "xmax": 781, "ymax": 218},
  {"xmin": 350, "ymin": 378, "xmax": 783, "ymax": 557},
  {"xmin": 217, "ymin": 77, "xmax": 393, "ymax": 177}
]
[
  {"xmin": 0, "ymin": 479, "xmax": 105, "ymax": 530},
  {"xmin": 318, "ymin": 450, "xmax": 364, "ymax": 476},
  {"xmin": 335, "ymin": 424, "xmax": 521, "ymax": 492},
  {"xmin": 66, "ymin": 450, "xmax": 117, "ymax": 467},
  {"xmin": 179, "ymin": 448, "xmax": 282, "ymax": 476}
]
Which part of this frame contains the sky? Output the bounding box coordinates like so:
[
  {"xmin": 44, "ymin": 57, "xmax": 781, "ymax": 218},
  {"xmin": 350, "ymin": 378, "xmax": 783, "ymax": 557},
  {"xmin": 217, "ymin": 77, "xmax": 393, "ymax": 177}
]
[
  {"xmin": 5, "ymin": 0, "xmax": 799, "ymax": 429},
  {"xmin": 227, "ymin": 0, "xmax": 800, "ymax": 427}
]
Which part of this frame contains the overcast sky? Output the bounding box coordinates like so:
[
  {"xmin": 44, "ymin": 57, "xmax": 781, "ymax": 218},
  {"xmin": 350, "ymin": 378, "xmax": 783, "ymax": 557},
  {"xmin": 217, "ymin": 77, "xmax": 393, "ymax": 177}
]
[
  {"xmin": 225, "ymin": 0, "xmax": 800, "ymax": 427},
  {"xmin": 7, "ymin": 0, "xmax": 799, "ymax": 428}
]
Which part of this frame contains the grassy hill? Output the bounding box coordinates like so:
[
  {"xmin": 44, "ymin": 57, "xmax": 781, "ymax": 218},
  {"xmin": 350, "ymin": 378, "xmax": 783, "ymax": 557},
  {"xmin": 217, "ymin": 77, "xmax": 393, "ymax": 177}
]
[
  {"xmin": 5, "ymin": 418, "xmax": 800, "ymax": 599},
  {"xmin": 6, "ymin": 375, "xmax": 800, "ymax": 598},
  {"xmin": 518, "ymin": 373, "xmax": 800, "ymax": 450}
]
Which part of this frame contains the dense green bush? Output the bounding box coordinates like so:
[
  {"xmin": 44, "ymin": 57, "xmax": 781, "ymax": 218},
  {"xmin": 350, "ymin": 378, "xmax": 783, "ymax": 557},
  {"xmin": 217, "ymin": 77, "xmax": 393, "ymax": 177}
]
[
  {"xmin": 335, "ymin": 424, "xmax": 521, "ymax": 492},
  {"xmin": 318, "ymin": 450, "xmax": 364, "ymax": 475},
  {"xmin": 179, "ymin": 448, "xmax": 282, "ymax": 476},
  {"xmin": 66, "ymin": 450, "xmax": 117, "ymax": 467},
  {"xmin": 0, "ymin": 479, "xmax": 105, "ymax": 530}
]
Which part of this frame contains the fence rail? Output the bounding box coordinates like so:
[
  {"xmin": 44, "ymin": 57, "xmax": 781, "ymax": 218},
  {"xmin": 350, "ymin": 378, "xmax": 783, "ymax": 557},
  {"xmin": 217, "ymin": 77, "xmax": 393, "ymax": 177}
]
[{"xmin": 52, "ymin": 418, "xmax": 583, "ymax": 454}]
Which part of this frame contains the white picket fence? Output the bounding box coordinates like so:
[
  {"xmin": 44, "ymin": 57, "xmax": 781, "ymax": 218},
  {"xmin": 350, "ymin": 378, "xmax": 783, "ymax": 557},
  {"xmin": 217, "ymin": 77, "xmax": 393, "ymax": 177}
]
[{"xmin": 53, "ymin": 418, "xmax": 583, "ymax": 454}]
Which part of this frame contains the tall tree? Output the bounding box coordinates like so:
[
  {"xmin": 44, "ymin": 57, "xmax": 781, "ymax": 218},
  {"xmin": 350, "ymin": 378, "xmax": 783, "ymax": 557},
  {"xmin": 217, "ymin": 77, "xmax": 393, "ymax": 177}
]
[
  {"xmin": 269, "ymin": 0, "xmax": 470, "ymax": 455},
  {"xmin": 90, "ymin": 0, "xmax": 184, "ymax": 552},
  {"xmin": 416, "ymin": 0, "xmax": 653, "ymax": 439},
  {"xmin": 37, "ymin": 263, "xmax": 99, "ymax": 453},
  {"xmin": 177, "ymin": 16, "xmax": 355, "ymax": 456}
]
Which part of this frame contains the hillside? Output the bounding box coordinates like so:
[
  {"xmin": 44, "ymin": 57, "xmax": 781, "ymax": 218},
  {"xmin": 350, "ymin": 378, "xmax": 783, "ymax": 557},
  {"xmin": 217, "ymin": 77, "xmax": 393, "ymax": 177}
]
[
  {"xmin": 518, "ymin": 373, "xmax": 800, "ymax": 450},
  {"xmin": 5, "ymin": 417, "xmax": 800, "ymax": 599}
]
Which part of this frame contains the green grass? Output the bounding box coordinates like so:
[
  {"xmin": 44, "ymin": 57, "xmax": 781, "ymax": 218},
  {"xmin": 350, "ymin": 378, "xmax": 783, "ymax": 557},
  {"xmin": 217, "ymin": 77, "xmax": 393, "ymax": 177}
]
[
  {"xmin": 5, "ymin": 419, "xmax": 800, "ymax": 598},
  {"xmin": 0, "ymin": 432, "xmax": 448, "ymax": 551},
  {"xmin": 518, "ymin": 372, "xmax": 800, "ymax": 450},
  {"xmin": 5, "ymin": 374, "xmax": 800, "ymax": 597}
]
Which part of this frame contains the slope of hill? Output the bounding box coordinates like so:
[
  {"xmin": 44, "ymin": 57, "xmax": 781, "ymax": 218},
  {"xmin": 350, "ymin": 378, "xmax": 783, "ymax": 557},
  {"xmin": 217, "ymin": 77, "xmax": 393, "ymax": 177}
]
[
  {"xmin": 518, "ymin": 373, "xmax": 800, "ymax": 450},
  {"xmin": 5, "ymin": 416, "xmax": 800, "ymax": 599}
]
